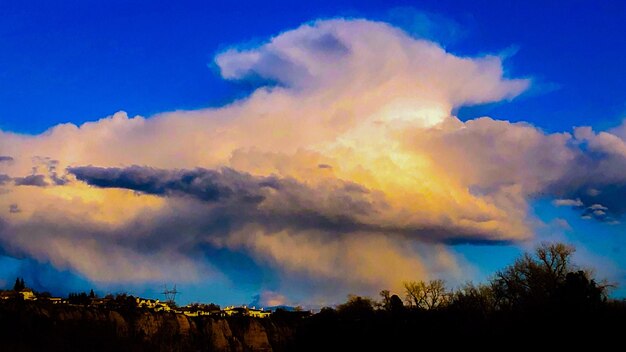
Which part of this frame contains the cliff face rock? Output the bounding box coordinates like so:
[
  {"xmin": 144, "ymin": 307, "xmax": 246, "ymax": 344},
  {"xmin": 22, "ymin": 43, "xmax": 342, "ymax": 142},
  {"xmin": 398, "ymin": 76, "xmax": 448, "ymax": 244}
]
[
  {"xmin": 205, "ymin": 317, "xmax": 240, "ymax": 352},
  {"xmin": 232, "ymin": 318, "xmax": 273, "ymax": 352},
  {"xmin": 176, "ymin": 313, "xmax": 194, "ymax": 337},
  {"xmin": 108, "ymin": 310, "xmax": 129, "ymax": 336},
  {"xmin": 0, "ymin": 301, "xmax": 296, "ymax": 351},
  {"xmin": 242, "ymin": 319, "xmax": 272, "ymax": 351},
  {"xmin": 135, "ymin": 312, "xmax": 162, "ymax": 337}
]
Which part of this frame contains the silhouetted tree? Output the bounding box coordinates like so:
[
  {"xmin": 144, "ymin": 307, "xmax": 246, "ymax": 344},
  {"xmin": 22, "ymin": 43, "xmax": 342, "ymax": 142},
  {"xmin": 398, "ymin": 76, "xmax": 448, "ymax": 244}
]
[
  {"xmin": 379, "ymin": 290, "xmax": 391, "ymax": 310},
  {"xmin": 389, "ymin": 294, "xmax": 404, "ymax": 313},
  {"xmin": 490, "ymin": 242, "xmax": 608, "ymax": 310},
  {"xmin": 404, "ymin": 279, "xmax": 448, "ymax": 309},
  {"xmin": 13, "ymin": 277, "xmax": 25, "ymax": 291},
  {"xmin": 377, "ymin": 290, "xmax": 404, "ymax": 313},
  {"xmin": 336, "ymin": 295, "xmax": 375, "ymax": 319},
  {"xmin": 68, "ymin": 292, "xmax": 90, "ymax": 306},
  {"xmin": 449, "ymin": 282, "xmax": 496, "ymax": 316},
  {"xmin": 114, "ymin": 293, "xmax": 138, "ymax": 312},
  {"xmin": 555, "ymin": 270, "xmax": 607, "ymax": 309}
]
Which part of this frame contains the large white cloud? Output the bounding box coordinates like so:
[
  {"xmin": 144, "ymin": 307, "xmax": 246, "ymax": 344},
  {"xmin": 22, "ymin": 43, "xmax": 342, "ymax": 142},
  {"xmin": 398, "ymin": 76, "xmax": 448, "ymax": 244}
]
[{"xmin": 0, "ymin": 18, "xmax": 623, "ymax": 303}]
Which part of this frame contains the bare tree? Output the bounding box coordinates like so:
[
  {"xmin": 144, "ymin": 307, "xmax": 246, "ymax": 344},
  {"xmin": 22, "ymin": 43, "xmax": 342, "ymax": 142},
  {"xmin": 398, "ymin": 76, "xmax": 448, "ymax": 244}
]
[
  {"xmin": 492, "ymin": 242, "xmax": 577, "ymax": 308},
  {"xmin": 449, "ymin": 282, "xmax": 496, "ymax": 316},
  {"xmin": 403, "ymin": 279, "xmax": 448, "ymax": 310},
  {"xmin": 379, "ymin": 290, "xmax": 391, "ymax": 310},
  {"xmin": 536, "ymin": 242, "xmax": 574, "ymax": 279}
]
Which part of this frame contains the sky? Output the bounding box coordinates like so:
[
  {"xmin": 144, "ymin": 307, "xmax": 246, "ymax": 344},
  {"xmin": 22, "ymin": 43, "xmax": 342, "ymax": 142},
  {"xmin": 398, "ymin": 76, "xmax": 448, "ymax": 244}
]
[{"xmin": 0, "ymin": 0, "xmax": 625, "ymax": 306}]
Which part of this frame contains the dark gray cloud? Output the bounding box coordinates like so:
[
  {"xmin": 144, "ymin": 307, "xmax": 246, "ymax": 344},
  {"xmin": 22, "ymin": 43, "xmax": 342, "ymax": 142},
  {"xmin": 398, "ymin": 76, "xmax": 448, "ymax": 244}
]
[
  {"xmin": 0, "ymin": 174, "xmax": 10, "ymax": 185},
  {"xmin": 68, "ymin": 165, "xmax": 381, "ymax": 228},
  {"xmin": 68, "ymin": 165, "xmax": 519, "ymax": 244},
  {"xmin": 70, "ymin": 166, "xmax": 271, "ymax": 203},
  {"xmin": 13, "ymin": 174, "xmax": 48, "ymax": 187},
  {"xmin": 33, "ymin": 156, "xmax": 67, "ymax": 185},
  {"xmin": 0, "ymin": 156, "xmax": 13, "ymax": 163},
  {"xmin": 9, "ymin": 204, "xmax": 20, "ymax": 214}
]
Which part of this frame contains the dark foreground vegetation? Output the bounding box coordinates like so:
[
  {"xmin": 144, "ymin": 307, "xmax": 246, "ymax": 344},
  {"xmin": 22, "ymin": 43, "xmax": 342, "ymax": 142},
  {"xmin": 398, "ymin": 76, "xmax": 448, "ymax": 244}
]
[{"xmin": 0, "ymin": 243, "xmax": 625, "ymax": 351}]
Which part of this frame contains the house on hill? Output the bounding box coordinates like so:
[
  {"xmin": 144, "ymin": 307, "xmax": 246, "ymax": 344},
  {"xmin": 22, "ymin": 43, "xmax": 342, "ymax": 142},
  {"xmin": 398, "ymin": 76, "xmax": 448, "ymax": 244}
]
[
  {"xmin": 0, "ymin": 288, "xmax": 38, "ymax": 301},
  {"xmin": 136, "ymin": 297, "xmax": 171, "ymax": 312},
  {"xmin": 19, "ymin": 288, "xmax": 36, "ymax": 300},
  {"xmin": 177, "ymin": 303, "xmax": 221, "ymax": 317},
  {"xmin": 223, "ymin": 306, "xmax": 271, "ymax": 318},
  {"xmin": 46, "ymin": 297, "xmax": 64, "ymax": 304}
]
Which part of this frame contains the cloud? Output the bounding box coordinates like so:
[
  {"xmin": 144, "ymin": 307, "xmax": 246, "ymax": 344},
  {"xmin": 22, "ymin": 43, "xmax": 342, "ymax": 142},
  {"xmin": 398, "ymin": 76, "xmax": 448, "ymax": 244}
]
[
  {"xmin": 250, "ymin": 291, "xmax": 289, "ymax": 308},
  {"xmin": 0, "ymin": 18, "xmax": 624, "ymax": 302},
  {"xmin": 0, "ymin": 156, "xmax": 13, "ymax": 163},
  {"xmin": 70, "ymin": 166, "xmax": 256, "ymax": 202},
  {"xmin": 0, "ymin": 174, "xmax": 10, "ymax": 186},
  {"xmin": 0, "ymin": 194, "xmax": 214, "ymax": 283},
  {"xmin": 13, "ymin": 174, "xmax": 48, "ymax": 187},
  {"xmin": 68, "ymin": 165, "xmax": 387, "ymax": 235},
  {"xmin": 539, "ymin": 126, "xmax": 626, "ymax": 219},
  {"xmin": 215, "ymin": 19, "xmax": 528, "ymax": 110},
  {"xmin": 553, "ymin": 199, "xmax": 584, "ymax": 207},
  {"xmin": 8, "ymin": 204, "xmax": 20, "ymax": 214},
  {"xmin": 68, "ymin": 164, "xmax": 528, "ymax": 245}
]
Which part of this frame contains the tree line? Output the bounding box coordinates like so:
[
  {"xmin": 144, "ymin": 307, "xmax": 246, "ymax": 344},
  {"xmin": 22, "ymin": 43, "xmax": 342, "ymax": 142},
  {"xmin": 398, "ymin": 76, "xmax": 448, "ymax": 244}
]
[
  {"xmin": 292, "ymin": 243, "xmax": 624, "ymax": 350},
  {"xmin": 333, "ymin": 243, "xmax": 611, "ymax": 315}
]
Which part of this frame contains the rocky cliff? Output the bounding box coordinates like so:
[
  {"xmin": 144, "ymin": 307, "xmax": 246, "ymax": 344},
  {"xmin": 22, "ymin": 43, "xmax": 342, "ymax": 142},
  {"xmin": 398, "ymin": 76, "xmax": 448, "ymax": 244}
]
[{"xmin": 0, "ymin": 301, "xmax": 296, "ymax": 351}]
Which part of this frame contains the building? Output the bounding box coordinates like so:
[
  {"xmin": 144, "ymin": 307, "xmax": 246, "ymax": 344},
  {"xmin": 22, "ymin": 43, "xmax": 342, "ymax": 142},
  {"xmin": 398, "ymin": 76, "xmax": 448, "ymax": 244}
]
[
  {"xmin": 177, "ymin": 307, "xmax": 212, "ymax": 317},
  {"xmin": 248, "ymin": 307, "xmax": 271, "ymax": 318},
  {"xmin": 19, "ymin": 289, "xmax": 36, "ymax": 300},
  {"xmin": 223, "ymin": 306, "xmax": 271, "ymax": 318},
  {"xmin": 136, "ymin": 297, "xmax": 171, "ymax": 312},
  {"xmin": 176, "ymin": 303, "xmax": 222, "ymax": 317}
]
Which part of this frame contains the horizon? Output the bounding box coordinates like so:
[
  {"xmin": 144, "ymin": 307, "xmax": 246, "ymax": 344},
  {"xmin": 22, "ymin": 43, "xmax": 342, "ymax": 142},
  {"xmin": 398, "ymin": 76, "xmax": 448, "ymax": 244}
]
[
  {"xmin": 1, "ymin": 0, "xmax": 625, "ymax": 307},
  {"xmin": 0, "ymin": 240, "xmax": 619, "ymax": 310}
]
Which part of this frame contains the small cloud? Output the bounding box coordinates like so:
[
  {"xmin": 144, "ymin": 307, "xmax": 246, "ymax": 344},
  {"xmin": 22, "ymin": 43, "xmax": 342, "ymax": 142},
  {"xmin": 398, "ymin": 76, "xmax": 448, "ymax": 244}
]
[
  {"xmin": 33, "ymin": 156, "xmax": 66, "ymax": 185},
  {"xmin": 587, "ymin": 188, "xmax": 601, "ymax": 197},
  {"xmin": 579, "ymin": 203, "xmax": 618, "ymax": 223},
  {"xmin": 9, "ymin": 204, "xmax": 20, "ymax": 213},
  {"xmin": 0, "ymin": 174, "xmax": 10, "ymax": 185},
  {"xmin": 552, "ymin": 218, "xmax": 572, "ymax": 231},
  {"xmin": 14, "ymin": 174, "xmax": 48, "ymax": 187},
  {"xmin": 554, "ymin": 199, "xmax": 620, "ymax": 224},
  {"xmin": 0, "ymin": 156, "xmax": 14, "ymax": 163},
  {"xmin": 318, "ymin": 164, "xmax": 333, "ymax": 169},
  {"xmin": 553, "ymin": 198, "xmax": 583, "ymax": 207},
  {"xmin": 250, "ymin": 291, "xmax": 289, "ymax": 308}
]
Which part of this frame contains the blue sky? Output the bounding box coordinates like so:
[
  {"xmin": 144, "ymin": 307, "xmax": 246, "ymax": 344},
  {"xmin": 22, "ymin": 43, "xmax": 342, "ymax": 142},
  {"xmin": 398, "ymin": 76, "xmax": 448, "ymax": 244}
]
[
  {"xmin": 3, "ymin": 0, "xmax": 625, "ymax": 134},
  {"xmin": 1, "ymin": 1, "xmax": 625, "ymax": 305}
]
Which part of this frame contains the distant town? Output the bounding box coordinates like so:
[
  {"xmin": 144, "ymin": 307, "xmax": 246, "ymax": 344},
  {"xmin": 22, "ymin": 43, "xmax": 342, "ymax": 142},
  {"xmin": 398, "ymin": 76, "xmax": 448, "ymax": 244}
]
[{"xmin": 0, "ymin": 277, "xmax": 301, "ymax": 319}]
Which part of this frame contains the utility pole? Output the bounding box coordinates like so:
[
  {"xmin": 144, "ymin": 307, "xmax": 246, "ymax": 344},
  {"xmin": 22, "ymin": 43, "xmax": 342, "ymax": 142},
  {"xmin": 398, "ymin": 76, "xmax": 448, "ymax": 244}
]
[{"xmin": 161, "ymin": 284, "xmax": 179, "ymax": 306}]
